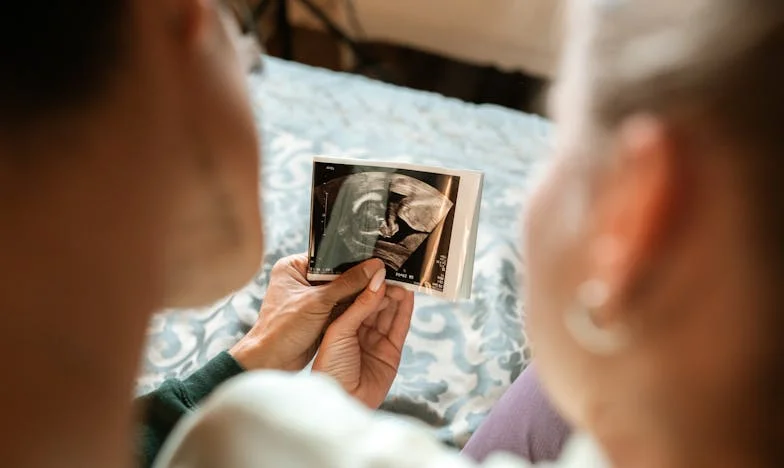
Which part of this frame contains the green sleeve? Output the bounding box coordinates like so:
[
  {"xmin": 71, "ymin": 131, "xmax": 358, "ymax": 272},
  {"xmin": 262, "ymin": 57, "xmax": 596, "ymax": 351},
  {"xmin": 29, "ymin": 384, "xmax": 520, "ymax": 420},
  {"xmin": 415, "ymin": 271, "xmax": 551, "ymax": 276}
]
[{"xmin": 135, "ymin": 351, "xmax": 245, "ymax": 468}]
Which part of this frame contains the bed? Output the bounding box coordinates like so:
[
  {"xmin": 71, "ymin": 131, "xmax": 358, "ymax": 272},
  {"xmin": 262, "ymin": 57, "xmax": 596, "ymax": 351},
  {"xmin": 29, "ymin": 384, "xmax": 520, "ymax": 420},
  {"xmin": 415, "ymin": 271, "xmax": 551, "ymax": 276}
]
[{"xmin": 138, "ymin": 57, "xmax": 552, "ymax": 447}]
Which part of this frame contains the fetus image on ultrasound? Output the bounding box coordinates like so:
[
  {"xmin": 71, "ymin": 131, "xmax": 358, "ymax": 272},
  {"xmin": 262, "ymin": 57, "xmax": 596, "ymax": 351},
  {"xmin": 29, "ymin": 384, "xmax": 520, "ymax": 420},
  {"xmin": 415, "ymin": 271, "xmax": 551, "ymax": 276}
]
[{"xmin": 313, "ymin": 170, "xmax": 456, "ymax": 274}]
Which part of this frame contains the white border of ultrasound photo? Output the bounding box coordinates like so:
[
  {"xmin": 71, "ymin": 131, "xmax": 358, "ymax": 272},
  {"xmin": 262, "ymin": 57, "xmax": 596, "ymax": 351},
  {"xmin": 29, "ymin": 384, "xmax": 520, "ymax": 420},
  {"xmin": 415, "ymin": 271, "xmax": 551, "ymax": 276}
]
[{"xmin": 307, "ymin": 156, "xmax": 484, "ymax": 301}]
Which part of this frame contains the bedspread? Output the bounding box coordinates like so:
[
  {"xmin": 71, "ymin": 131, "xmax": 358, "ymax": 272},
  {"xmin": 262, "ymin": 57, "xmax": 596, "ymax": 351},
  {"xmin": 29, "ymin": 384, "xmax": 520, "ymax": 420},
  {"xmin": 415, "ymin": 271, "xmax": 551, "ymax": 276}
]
[{"xmin": 138, "ymin": 57, "xmax": 553, "ymax": 447}]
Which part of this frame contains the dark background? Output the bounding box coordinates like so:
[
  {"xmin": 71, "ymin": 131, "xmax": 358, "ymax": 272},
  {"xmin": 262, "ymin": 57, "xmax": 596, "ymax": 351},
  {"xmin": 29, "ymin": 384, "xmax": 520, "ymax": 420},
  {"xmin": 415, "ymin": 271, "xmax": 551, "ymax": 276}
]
[{"xmin": 309, "ymin": 161, "xmax": 460, "ymax": 291}]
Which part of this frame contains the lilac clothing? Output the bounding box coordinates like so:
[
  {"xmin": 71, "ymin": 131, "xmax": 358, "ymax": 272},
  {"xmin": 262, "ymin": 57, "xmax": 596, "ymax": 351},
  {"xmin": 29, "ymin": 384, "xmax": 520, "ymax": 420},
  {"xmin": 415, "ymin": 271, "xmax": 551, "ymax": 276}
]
[{"xmin": 462, "ymin": 365, "xmax": 572, "ymax": 463}]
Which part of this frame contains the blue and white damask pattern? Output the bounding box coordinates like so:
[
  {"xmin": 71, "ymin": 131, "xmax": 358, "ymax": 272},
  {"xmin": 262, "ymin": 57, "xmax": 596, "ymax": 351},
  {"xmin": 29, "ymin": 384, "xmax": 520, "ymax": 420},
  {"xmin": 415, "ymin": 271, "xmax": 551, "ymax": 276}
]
[{"xmin": 138, "ymin": 57, "xmax": 553, "ymax": 447}]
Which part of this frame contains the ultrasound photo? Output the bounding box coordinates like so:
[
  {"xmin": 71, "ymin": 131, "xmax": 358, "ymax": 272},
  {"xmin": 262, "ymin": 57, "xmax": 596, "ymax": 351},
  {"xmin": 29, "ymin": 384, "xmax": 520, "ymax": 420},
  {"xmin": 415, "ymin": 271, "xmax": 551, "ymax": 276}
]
[{"xmin": 309, "ymin": 160, "xmax": 460, "ymax": 293}]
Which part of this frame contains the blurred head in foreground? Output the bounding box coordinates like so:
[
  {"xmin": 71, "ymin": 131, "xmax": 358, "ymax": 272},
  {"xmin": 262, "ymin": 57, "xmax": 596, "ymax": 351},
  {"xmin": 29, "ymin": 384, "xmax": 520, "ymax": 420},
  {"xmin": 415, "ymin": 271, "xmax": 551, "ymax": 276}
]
[
  {"xmin": 0, "ymin": 0, "xmax": 263, "ymax": 311},
  {"xmin": 0, "ymin": 1, "xmax": 263, "ymax": 464},
  {"xmin": 525, "ymin": 0, "xmax": 783, "ymax": 466}
]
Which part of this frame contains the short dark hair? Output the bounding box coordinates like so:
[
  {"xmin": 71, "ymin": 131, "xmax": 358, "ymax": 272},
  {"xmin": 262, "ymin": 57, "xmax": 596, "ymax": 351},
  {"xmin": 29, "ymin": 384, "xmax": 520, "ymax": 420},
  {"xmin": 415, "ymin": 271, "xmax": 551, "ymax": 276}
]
[{"xmin": 0, "ymin": 2, "xmax": 129, "ymax": 126}]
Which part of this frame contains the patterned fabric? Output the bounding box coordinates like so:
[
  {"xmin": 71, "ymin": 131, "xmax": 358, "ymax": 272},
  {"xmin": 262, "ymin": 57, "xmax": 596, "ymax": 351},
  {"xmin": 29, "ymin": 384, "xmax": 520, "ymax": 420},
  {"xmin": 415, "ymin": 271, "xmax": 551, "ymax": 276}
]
[{"xmin": 138, "ymin": 57, "xmax": 553, "ymax": 448}]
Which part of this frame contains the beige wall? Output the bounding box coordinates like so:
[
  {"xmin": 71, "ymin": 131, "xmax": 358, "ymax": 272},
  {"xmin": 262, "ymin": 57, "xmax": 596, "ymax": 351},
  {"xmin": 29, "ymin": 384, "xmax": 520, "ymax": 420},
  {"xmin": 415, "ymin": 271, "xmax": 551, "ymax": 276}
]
[{"xmin": 289, "ymin": 0, "xmax": 563, "ymax": 78}]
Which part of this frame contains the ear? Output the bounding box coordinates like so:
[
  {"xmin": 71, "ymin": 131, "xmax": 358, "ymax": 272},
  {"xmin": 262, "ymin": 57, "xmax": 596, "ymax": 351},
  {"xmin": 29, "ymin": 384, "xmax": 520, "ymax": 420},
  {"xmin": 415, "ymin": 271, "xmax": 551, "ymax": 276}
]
[{"xmin": 589, "ymin": 115, "xmax": 681, "ymax": 325}]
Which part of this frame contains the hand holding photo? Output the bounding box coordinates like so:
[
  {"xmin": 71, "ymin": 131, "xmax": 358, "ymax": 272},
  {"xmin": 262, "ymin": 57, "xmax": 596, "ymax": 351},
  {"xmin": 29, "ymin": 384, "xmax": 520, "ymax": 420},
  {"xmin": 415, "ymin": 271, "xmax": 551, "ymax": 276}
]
[{"xmin": 308, "ymin": 157, "xmax": 484, "ymax": 300}]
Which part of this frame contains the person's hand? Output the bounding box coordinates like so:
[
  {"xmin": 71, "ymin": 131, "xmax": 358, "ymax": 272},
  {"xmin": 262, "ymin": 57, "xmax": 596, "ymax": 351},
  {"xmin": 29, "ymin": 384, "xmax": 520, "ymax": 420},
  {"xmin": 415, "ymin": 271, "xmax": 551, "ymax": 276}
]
[
  {"xmin": 312, "ymin": 280, "xmax": 415, "ymax": 409},
  {"xmin": 230, "ymin": 254, "xmax": 388, "ymax": 371}
]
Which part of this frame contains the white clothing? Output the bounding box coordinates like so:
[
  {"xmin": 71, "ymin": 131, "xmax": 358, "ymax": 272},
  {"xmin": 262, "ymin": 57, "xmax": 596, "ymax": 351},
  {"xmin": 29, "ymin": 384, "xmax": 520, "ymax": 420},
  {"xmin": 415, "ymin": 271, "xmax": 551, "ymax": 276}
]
[{"xmin": 154, "ymin": 372, "xmax": 608, "ymax": 468}]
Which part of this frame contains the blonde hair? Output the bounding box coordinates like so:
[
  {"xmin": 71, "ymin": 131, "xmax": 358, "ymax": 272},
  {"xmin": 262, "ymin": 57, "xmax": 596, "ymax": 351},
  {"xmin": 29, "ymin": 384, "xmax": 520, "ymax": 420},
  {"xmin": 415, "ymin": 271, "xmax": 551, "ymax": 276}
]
[
  {"xmin": 572, "ymin": 0, "xmax": 784, "ymax": 279},
  {"xmin": 572, "ymin": 0, "xmax": 784, "ymax": 463}
]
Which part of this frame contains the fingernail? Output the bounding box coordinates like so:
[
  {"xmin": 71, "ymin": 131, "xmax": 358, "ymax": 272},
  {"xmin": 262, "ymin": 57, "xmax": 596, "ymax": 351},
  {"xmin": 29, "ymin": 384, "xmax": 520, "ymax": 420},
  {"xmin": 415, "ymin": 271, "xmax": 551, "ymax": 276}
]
[
  {"xmin": 380, "ymin": 297, "xmax": 391, "ymax": 310},
  {"xmin": 369, "ymin": 268, "xmax": 386, "ymax": 293}
]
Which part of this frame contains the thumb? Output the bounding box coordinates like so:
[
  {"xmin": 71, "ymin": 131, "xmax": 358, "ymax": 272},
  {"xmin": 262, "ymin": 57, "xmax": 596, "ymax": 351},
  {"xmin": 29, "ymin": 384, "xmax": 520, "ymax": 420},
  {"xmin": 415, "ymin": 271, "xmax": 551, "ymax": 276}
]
[
  {"xmin": 284, "ymin": 253, "xmax": 310, "ymax": 274},
  {"xmin": 318, "ymin": 258, "xmax": 386, "ymax": 304},
  {"xmin": 328, "ymin": 269, "xmax": 388, "ymax": 336}
]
